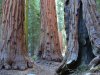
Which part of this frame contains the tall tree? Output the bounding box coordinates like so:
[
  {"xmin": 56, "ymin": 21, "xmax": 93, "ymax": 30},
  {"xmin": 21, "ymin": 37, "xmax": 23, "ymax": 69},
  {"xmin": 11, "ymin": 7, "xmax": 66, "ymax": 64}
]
[
  {"xmin": 0, "ymin": 0, "xmax": 32, "ymax": 70},
  {"xmin": 57, "ymin": 0, "xmax": 100, "ymax": 74},
  {"xmin": 38, "ymin": 0, "xmax": 62, "ymax": 62}
]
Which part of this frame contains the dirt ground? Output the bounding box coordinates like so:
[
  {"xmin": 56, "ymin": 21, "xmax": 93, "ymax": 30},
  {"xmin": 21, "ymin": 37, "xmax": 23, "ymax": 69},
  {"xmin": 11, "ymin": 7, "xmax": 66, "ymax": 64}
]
[
  {"xmin": 0, "ymin": 60, "xmax": 60, "ymax": 75},
  {"xmin": 0, "ymin": 69, "xmax": 35, "ymax": 75},
  {"xmin": 34, "ymin": 60, "xmax": 60, "ymax": 75},
  {"xmin": 0, "ymin": 60, "xmax": 99, "ymax": 75}
]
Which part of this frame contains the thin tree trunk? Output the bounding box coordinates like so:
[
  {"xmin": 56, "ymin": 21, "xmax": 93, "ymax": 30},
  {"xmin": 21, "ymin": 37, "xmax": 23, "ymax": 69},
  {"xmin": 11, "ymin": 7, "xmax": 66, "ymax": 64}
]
[
  {"xmin": 38, "ymin": 0, "xmax": 62, "ymax": 62},
  {"xmin": 0, "ymin": 0, "xmax": 32, "ymax": 70}
]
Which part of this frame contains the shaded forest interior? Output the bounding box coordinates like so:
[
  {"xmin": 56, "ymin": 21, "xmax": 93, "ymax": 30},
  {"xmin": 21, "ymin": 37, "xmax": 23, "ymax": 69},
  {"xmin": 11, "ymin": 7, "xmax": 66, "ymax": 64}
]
[{"xmin": 0, "ymin": 0, "xmax": 100, "ymax": 75}]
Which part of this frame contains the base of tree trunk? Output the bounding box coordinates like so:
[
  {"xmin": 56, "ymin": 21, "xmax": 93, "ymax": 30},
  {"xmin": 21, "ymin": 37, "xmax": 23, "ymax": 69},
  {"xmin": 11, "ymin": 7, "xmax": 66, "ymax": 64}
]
[
  {"xmin": 12, "ymin": 56, "xmax": 33, "ymax": 70},
  {"xmin": 89, "ymin": 56, "xmax": 100, "ymax": 70},
  {"xmin": 56, "ymin": 61, "xmax": 100, "ymax": 75},
  {"xmin": 0, "ymin": 55, "xmax": 33, "ymax": 70},
  {"xmin": 42, "ymin": 54, "xmax": 62, "ymax": 62}
]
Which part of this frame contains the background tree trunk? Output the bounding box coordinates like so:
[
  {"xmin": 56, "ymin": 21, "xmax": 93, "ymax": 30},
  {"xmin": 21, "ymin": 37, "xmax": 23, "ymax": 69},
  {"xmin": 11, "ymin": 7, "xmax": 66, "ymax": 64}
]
[
  {"xmin": 0, "ymin": 0, "xmax": 32, "ymax": 70},
  {"xmin": 38, "ymin": 0, "xmax": 62, "ymax": 62}
]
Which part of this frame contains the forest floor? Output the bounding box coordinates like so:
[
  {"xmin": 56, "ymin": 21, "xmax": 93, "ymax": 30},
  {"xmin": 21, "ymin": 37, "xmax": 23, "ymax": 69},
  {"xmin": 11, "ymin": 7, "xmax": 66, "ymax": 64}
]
[
  {"xmin": 34, "ymin": 60, "xmax": 60, "ymax": 75},
  {"xmin": 0, "ymin": 60, "xmax": 99, "ymax": 75},
  {"xmin": 0, "ymin": 60, "xmax": 59, "ymax": 75},
  {"xmin": 70, "ymin": 68, "xmax": 100, "ymax": 75},
  {"xmin": 0, "ymin": 68, "xmax": 35, "ymax": 75},
  {"xmin": 34, "ymin": 60, "xmax": 100, "ymax": 75}
]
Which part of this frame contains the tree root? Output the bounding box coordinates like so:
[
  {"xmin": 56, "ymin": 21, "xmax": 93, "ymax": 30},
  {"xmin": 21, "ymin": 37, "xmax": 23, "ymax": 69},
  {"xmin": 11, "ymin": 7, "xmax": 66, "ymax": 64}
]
[
  {"xmin": 89, "ymin": 56, "xmax": 100, "ymax": 71},
  {"xmin": 0, "ymin": 55, "xmax": 33, "ymax": 70}
]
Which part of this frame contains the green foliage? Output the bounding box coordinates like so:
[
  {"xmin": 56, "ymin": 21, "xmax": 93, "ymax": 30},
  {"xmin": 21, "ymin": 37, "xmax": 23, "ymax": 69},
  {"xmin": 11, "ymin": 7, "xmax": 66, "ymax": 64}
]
[
  {"xmin": 28, "ymin": 0, "xmax": 40, "ymax": 56},
  {"xmin": 56, "ymin": 0, "xmax": 64, "ymax": 31},
  {"xmin": 96, "ymin": 0, "xmax": 100, "ymax": 12},
  {"xmin": 28, "ymin": 0, "xmax": 66, "ymax": 57},
  {"xmin": 56, "ymin": 0, "xmax": 66, "ymax": 50},
  {"xmin": 25, "ymin": 0, "xmax": 29, "ymax": 49},
  {"xmin": 28, "ymin": 0, "xmax": 66, "ymax": 56}
]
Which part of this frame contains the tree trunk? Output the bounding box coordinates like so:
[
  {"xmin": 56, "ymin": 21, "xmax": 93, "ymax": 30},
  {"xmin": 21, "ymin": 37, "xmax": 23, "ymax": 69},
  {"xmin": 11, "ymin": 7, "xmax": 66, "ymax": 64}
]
[
  {"xmin": 65, "ymin": 0, "xmax": 100, "ymax": 66},
  {"xmin": 57, "ymin": 0, "xmax": 100, "ymax": 74},
  {"xmin": 58, "ymin": 32, "xmax": 63, "ymax": 53},
  {"xmin": 82, "ymin": 0, "xmax": 100, "ymax": 69},
  {"xmin": 38, "ymin": 0, "xmax": 62, "ymax": 62},
  {"xmin": 65, "ymin": 0, "xmax": 79, "ymax": 65},
  {"xmin": 0, "ymin": 0, "xmax": 32, "ymax": 70}
]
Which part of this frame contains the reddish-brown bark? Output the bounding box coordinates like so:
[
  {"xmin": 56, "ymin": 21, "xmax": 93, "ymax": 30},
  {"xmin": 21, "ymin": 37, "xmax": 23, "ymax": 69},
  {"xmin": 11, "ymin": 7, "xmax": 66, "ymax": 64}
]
[
  {"xmin": 0, "ymin": 0, "xmax": 32, "ymax": 70},
  {"xmin": 38, "ymin": 0, "xmax": 62, "ymax": 62},
  {"xmin": 58, "ymin": 32, "xmax": 63, "ymax": 53}
]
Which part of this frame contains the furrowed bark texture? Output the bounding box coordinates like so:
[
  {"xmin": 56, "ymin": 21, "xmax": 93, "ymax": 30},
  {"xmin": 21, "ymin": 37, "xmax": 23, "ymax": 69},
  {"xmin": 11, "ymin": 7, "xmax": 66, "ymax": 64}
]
[
  {"xmin": 39, "ymin": 0, "xmax": 62, "ymax": 62},
  {"xmin": 57, "ymin": 0, "xmax": 100, "ymax": 74},
  {"xmin": 64, "ymin": 0, "xmax": 100, "ymax": 67},
  {"xmin": 82, "ymin": 0, "xmax": 100, "ymax": 68},
  {"xmin": 65, "ymin": 0, "xmax": 79, "ymax": 64},
  {"xmin": 82, "ymin": 0, "xmax": 100, "ymax": 56},
  {"xmin": 0, "ymin": 0, "xmax": 32, "ymax": 70}
]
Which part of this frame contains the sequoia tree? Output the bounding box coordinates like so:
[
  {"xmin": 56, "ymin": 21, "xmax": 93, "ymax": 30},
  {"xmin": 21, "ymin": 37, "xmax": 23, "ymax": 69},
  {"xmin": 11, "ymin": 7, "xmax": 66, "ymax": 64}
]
[
  {"xmin": 57, "ymin": 0, "xmax": 100, "ymax": 74},
  {"xmin": 0, "ymin": 0, "xmax": 32, "ymax": 70},
  {"xmin": 38, "ymin": 0, "xmax": 62, "ymax": 62}
]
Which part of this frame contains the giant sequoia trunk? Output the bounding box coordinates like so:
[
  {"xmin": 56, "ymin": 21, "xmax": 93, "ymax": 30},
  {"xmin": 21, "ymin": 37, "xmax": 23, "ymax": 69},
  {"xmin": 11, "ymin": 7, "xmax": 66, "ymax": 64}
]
[
  {"xmin": 0, "ymin": 0, "xmax": 32, "ymax": 70},
  {"xmin": 64, "ymin": 0, "xmax": 95, "ymax": 66},
  {"xmin": 57, "ymin": 0, "xmax": 100, "ymax": 74},
  {"xmin": 38, "ymin": 0, "xmax": 62, "ymax": 62}
]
